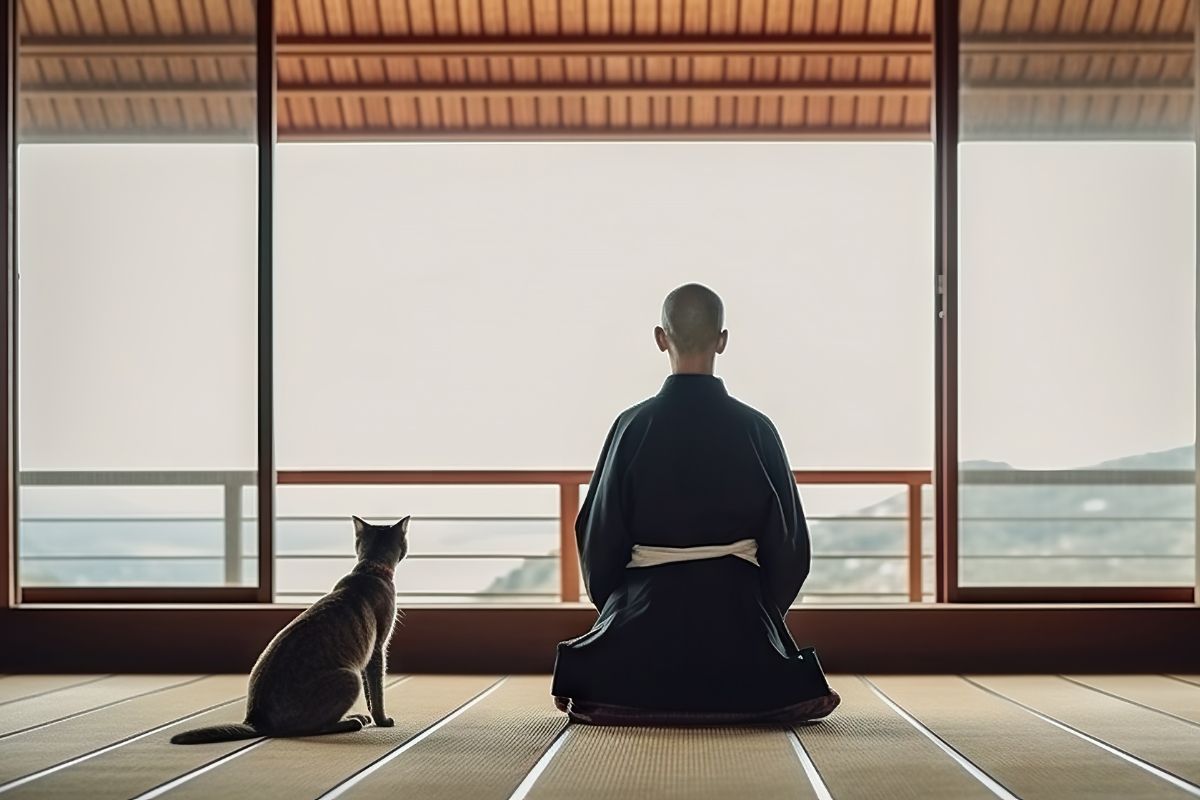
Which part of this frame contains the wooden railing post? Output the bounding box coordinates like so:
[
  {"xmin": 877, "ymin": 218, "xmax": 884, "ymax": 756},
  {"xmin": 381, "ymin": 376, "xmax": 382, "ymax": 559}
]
[
  {"xmin": 559, "ymin": 482, "xmax": 581, "ymax": 602},
  {"xmin": 223, "ymin": 480, "xmax": 243, "ymax": 586},
  {"xmin": 907, "ymin": 482, "xmax": 924, "ymax": 602}
]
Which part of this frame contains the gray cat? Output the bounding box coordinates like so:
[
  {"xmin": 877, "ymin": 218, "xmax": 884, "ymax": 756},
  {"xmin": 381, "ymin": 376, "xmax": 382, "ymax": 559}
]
[{"xmin": 171, "ymin": 516, "xmax": 409, "ymax": 744}]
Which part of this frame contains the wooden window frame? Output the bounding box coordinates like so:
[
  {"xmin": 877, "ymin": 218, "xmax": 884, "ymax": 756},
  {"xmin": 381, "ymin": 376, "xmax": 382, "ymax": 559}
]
[{"xmin": 0, "ymin": 0, "xmax": 1196, "ymax": 612}]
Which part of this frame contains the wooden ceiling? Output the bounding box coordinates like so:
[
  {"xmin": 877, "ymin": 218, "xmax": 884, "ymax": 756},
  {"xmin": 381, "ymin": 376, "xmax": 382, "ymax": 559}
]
[{"xmin": 14, "ymin": 0, "xmax": 1197, "ymax": 141}]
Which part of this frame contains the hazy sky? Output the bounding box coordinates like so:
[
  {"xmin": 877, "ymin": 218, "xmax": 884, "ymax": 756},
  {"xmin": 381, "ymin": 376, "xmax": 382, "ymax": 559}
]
[
  {"xmin": 274, "ymin": 141, "xmax": 936, "ymax": 475},
  {"xmin": 959, "ymin": 142, "xmax": 1195, "ymax": 470},
  {"xmin": 14, "ymin": 141, "xmax": 1197, "ymax": 518}
]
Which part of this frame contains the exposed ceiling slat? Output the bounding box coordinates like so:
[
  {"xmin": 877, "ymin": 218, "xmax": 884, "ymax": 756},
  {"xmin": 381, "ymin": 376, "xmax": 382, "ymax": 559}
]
[{"xmin": 14, "ymin": 0, "xmax": 1198, "ymax": 140}]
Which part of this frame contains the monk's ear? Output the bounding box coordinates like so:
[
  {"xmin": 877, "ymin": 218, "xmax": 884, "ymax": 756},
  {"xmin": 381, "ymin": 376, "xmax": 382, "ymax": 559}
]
[
  {"xmin": 715, "ymin": 329, "xmax": 729, "ymax": 355},
  {"xmin": 654, "ymin": 326, "xmax": 670, "ymax": 353},
  {"xmin": 352, "ymin": 516, "xmax": 369, "ymax": 537}
]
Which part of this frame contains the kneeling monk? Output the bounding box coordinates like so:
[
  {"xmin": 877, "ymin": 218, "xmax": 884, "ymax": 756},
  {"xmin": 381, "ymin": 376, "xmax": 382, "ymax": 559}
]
[{"xmin": 552, "ymin": 283, "xmax": 840, "ymax": 726}]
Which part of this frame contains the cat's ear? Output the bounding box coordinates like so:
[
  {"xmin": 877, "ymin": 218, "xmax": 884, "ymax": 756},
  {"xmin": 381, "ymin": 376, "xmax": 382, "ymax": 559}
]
[
  {"xmin": 352, "ymin": 516, "xmax": 369, "ymax": 536},
  {"xmin": 394, "ymin": 516, "xmax": 411, "ymax": 535}
]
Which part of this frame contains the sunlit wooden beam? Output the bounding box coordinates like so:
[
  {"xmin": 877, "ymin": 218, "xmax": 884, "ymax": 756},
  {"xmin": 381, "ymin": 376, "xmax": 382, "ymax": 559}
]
[
  {"xmin": 15, "ymin": 33, "xmax": 1195, "ymax": 61},
  {"xmin": 279, "ymin": 126, "xmax": 932, "ymax": 142},
  {"xmin": 22, "ymin": 81, "xmax": 932, "ymax": 99},
  {"xmin": 22, "ymin": 80, "xmax": 1192, "ymax": 100}
]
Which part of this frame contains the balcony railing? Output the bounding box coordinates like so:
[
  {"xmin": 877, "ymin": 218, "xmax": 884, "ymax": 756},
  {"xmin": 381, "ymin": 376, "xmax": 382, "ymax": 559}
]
[{"xmin": 15, "ymin": 467, "xmax": 1196, "ymax": 604}]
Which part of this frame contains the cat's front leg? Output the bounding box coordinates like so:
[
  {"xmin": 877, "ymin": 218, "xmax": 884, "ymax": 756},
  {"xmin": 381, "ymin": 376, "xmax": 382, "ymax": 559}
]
[{"xmin": 365, "ymin": 647, "xmax": 393, "ymax": 727}]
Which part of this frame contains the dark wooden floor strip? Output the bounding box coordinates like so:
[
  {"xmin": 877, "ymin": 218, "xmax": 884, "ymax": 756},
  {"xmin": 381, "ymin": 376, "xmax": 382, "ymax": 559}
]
[
  {"xmin": 1064, "ymin": 675, "xmax": 1200, "ymax": 727},
  {"xmin": 870, "ymin": 675, "xmax": 1196, "ymax": 799},
  {"xmin": 0, "ymin": 676, "xmax": 204, "ymax": 739},
  {"xmin": 968, "ymin": 676, "xmax": 1200, "ymax": 787},
  {"xmin": 326, "ymin": 676, "xmax": 565, "ymax": 800},
  {"xmin": 524, "ymin": 724, "xmax": 819, "ymax": 800},
  {"xmin": 0, "ymin": 675, "xmax": 248, "ymax": 787},
  {"xmin": 794, "ymin": 677, "xmax": 998, "ymax": 800},
  {"xmin": 1, "ymin": 676, "xmax": 408, "ymax": 800},
  {"xmin": 0, "ymin": 676, "xmax": 111, "ymax": 706},
  {"xmin": 154, "ymin": 675, "xmax": 500, "ymax": 800}
]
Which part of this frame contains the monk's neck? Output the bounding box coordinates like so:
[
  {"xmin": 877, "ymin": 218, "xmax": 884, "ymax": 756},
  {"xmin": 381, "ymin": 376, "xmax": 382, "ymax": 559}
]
[
  {"xmin": 669, "ymin": 355, "xmax": 716, "ymax": 375},
  {"xmin": 667, "ymin": 347, "xmax": 710, "ymax": 374}
]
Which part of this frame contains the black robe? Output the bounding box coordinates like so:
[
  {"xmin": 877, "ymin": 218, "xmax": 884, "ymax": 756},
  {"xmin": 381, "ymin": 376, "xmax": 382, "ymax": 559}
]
[{"xmin": 552, "ymin": 374, "xmax": 827, "ymax": 713}]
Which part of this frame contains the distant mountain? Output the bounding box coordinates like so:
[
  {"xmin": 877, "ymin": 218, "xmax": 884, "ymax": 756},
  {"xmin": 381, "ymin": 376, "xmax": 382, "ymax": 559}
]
[
  {"xmin": 1088, "ymin": 445, "xmax": 1196, "ymax": 471},
  {"xmin": 959, "ymin": 444, "xmax": 1195, "ymax": 472},
  {"xmin": 485, "ymin": 556, "xmax": 558, "ymax": 596},
  {"xmin": 485, "ymin": 445, "xmax": 1195, "ymax": 598}
]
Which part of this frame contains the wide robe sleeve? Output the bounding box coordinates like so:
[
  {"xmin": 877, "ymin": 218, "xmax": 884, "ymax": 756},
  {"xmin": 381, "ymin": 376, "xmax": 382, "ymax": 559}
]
[
  {"xmin": 752, "ymin": 417, "xmax": 812, "ymax": 612},
  {"xmin": 576, "ymin": 416, "xmax": 635, "ymax": 610}
]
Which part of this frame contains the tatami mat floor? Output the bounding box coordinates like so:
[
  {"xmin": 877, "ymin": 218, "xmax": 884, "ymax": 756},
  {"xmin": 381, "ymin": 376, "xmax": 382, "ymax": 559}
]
[{"xmin": 0, "ymin": 673, "xmax": 1197, "ymax": 799}]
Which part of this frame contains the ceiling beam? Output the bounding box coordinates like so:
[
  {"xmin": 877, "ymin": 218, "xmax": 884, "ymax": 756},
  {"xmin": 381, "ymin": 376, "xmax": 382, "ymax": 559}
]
[
  {"xmin": 281, "ymin": 126, "xmax": 933, "ymax": 141},
  {"xmin": 16, "ymin": 122, "xmax": 1195, "ymax": 144},
  {"xmin": 962, "ymin": 82, "xmax": 1193, "ymax": 96},
  {"xmin": 15, "ymin": 125, "xmax": 931, "ymax": 143},
  {"xmin": 20, "ymin": 34, "xmax": 929, "ymax": 59},
  {"xmin": 14, "ymin": 33, "xmax": 1194, "ymax": 61},
  {"xmin": 22, "ymin": 81, "xmax": 931, "ymax": 99},
  {"xmin": 961, "ymin": 34, "xmax": 1194, "ymax": 54},
  {"xmin": 20, "ymin": 80, "xmax": 1193, "ymax": 99},
  {"xmin": 285, "ymin": 34, "xmax": 932, "ymax": 57}
]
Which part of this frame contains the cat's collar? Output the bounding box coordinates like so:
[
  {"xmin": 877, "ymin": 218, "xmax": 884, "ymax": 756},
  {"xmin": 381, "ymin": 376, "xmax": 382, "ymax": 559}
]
[{"xmin": 355, "ymin": 562, "xmax": 395, "ymax": 583}]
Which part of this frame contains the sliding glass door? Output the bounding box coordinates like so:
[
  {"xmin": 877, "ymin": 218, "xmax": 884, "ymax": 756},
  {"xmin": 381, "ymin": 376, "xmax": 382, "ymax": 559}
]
[
  {"xmin": 955, "ymin": 0, "xmax": 1197, "ymax": 599},
  {"xmin": 14, "ymin": 0, "xmax": 264, "ymax": 599}
]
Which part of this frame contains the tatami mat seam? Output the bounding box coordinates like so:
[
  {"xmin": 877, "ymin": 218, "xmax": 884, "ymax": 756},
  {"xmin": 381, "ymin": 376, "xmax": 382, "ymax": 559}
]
[
  {"xmin": 0, "ymin": 694, "xmax": 249, "ymax": 795},
  {"xmin": 1165, "ymin": 675, "xmax": 1200, "ymax": 689},
  {"xmin": 130, "ymin": 736, "xmax": 271, "ymax": 800},
  {"xmin": 860, "ymin": 676, "xmax": 1021, "ymax": 800},
  {"xmin": 127, "ymin": 675, "xmax": 412, "ymax": 800},
  {"xmin": 0, "ymin": 676, "xmax": 114, "ymax": 708},
  {"xmin": 0, "ymin": 675, "xmax": 212, "ymax": 741},
  {"xmin": 317, "ymin": 676, "xmax": 510, "ymax": 800},
  {"xmin": 787, "ymin": 728, "xmax": 834, "ymax": 800},
  {"xmin": 1058, "ymin": 675, "xmax": 1200, "ymax": 730},
  {"xmin": 507, "ymin": 721, "xmax": 574, "ymax": 800},
  {"xmin": 961, "ymin": 676, "xmax": 1200, "ymax": 798}
]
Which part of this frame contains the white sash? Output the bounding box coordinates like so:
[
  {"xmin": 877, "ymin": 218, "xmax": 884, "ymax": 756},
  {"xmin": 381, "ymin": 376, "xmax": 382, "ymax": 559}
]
[{"xmin": 626, "ymin": 538, "xmax": 759, "ymax": 569}]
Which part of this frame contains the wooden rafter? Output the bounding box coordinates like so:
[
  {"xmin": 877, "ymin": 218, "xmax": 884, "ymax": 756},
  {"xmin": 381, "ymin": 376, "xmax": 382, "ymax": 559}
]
[{"xmin": 15, "ymin": 33, "xmax": 1194, "ymax": 59}]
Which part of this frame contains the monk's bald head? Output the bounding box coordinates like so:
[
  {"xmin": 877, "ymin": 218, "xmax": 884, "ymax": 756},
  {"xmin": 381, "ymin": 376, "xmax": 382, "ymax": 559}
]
[{"xmin": 660, "ymin": 284, "xmax": 725, "ymax": 356}]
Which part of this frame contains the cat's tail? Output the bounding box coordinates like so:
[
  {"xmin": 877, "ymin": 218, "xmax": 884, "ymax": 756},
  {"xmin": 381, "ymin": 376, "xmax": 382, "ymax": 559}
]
[{"xmin": 170, "ymin": 723, "xmax": 261, "ymax": 745}]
